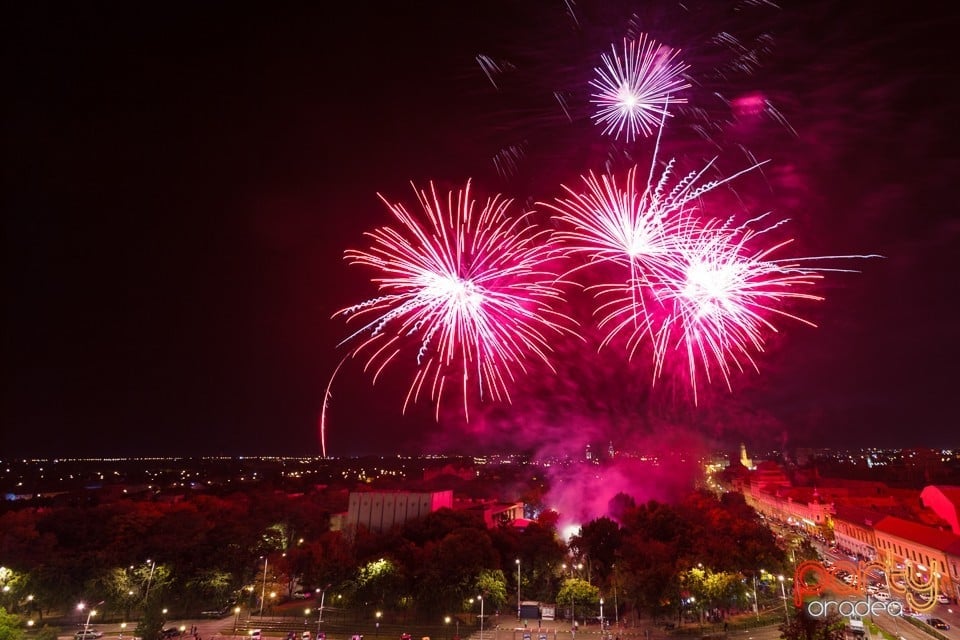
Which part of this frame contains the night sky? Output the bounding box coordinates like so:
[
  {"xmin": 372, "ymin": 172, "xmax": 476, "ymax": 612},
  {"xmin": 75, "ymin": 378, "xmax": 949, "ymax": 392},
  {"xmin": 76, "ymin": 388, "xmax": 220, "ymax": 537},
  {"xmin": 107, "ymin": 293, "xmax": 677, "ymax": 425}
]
[{"xmin": 4, "ymin": 2, "xmax": 958, "ymax": 458}]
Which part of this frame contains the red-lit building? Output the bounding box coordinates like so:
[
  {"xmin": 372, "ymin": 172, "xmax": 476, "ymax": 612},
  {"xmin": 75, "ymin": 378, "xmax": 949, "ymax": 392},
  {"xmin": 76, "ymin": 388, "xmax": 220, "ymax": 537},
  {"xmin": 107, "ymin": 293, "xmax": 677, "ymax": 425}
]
[{"xmin": 872, "ymin": 516, "xmax": 960, "ymax": 601}]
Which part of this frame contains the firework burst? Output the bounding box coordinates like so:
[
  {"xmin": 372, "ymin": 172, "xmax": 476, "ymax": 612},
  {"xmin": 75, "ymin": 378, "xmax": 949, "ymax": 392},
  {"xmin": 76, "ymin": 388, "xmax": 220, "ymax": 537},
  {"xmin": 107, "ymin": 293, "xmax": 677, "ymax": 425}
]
[
  {"xmin": 542, "ymin": 116, "xmax": 768, "ymax": 354},
  {"xmin": 474, "ymin": 1, "xmax": 786, "ymax": 184},
  {"xmin": 589, "ymin": 35, "xmax": 691, "ymax": 142},
  {"xmin": 336, "ymin": 180, "xmax": 577, "ymax": 421},
  {"xmin": 543, "ymin": 125, "xmax": 876, "ymax": 401},
  {"xmin": 646, "ymin": 215, "xmax": 831, "ymax": 402}
]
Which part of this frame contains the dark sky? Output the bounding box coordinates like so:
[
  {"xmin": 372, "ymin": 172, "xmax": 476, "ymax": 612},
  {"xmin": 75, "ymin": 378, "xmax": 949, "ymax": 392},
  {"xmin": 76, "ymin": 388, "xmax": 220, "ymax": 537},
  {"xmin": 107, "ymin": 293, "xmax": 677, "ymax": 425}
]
[{"xmin": 4, "ymin": 2, "xmax": 958, "ymax": 458}]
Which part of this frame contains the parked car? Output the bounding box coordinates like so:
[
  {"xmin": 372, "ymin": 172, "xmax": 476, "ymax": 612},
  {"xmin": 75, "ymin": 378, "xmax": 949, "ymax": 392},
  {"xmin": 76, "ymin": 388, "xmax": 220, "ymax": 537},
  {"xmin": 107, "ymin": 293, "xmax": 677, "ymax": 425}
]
[
  {"xmin": 76, "ymin": 629, "xmax": 104, "ymax": 639},
  {"xmin": 292, "ymin": 590, "xmax": 312, "ymax": 599},
  {"xmin": 250, "ymin": 630, "xmax": 262, "ymax": 640},
  {"xmin": 201, "ymin": 606, "xmax": 231, "ymax": 618},
  {"xmin": 160, "ymin": 629, "xmax": 180, "ymax": 639},
  {"xmin": 927, "ymin": 618, "xmax": 949, "ymax": 630},
  {"xmin": 936, "ymin": 594, "xmax": 950, "ymax": 604},
  {"xmin": 872, "ymin": 592, "xmax": 890, "ymax": 602}
]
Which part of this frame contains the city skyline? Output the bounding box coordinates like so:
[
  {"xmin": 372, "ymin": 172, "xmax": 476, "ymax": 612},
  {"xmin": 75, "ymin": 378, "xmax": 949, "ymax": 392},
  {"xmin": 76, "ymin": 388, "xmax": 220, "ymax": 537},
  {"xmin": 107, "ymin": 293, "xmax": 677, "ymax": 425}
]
[{"xmin": 4, "ymin": 2, "xmax": 958, "ymax": 458}]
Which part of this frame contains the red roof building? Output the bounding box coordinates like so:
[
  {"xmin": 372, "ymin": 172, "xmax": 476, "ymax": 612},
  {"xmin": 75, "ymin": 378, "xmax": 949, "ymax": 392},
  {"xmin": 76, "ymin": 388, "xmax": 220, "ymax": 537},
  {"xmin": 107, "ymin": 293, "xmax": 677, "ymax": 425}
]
[{"xmin": 873, "ymin": 515, "xmax": 960, "ymax": 601}]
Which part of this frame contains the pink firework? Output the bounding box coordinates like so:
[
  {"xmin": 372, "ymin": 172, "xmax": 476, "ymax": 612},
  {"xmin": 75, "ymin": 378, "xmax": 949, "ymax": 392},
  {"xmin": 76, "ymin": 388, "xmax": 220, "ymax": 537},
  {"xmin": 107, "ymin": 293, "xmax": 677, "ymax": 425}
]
[
  {"xmin": 541, "ymin": 130, "xmax": 766, "ymax": 356},
  {"xmin": 540, "ymin": 163, "xmax": 688, "ymax": 353},
  {"xmin": 590, "ymin": 35, "xmax": 691, "ymax": 142},
  {"xmin": 336, "ymin": 180, "xmax": 576, "ymax": 420},
  {"xmin": 545, "ymin": 143, "xmax": 874, "ymax": 401},
  {"xmin": 646, "ymin": 215, "xmax": 829, "ymax": 403}
]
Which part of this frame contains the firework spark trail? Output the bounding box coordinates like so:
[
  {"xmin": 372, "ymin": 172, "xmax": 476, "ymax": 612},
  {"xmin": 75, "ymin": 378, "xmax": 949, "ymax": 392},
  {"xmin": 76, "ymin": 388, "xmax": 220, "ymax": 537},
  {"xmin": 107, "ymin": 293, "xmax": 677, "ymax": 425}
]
[
  {"xmin": 590, "ymin": 35, "xmax": 692, "ymax": 142},
  {"xmin": 335, "ymin": 180, "xmax": 578, "ymax": 421}
]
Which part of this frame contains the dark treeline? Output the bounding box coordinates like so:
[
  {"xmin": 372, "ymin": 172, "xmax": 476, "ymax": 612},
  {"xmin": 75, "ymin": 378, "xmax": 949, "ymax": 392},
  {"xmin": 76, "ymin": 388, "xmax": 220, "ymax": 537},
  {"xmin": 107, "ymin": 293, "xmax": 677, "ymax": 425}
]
[{"xmin": 0, "ymin": 486, "xmax": 790, "ymax": 628}]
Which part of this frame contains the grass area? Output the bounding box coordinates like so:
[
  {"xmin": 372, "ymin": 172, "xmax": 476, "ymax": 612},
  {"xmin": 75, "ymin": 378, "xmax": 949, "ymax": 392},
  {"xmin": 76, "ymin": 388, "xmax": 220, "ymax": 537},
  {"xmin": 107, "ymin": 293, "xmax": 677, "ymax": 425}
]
[
  {"xmin": 669, "ymin": 609, "xmax": 786, "ymax": 636},
  {"xmin": 865, "ymin": 619, "xmax": 897, "ymax": 640},
  {"xmin": 900, "ymin": 616, "xmax": 949, "ymax": 640}
]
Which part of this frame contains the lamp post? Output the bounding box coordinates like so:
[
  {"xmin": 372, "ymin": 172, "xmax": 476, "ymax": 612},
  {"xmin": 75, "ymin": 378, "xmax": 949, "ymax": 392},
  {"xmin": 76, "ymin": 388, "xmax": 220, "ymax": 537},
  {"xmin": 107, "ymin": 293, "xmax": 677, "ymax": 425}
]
[
  {"xmin": 144, "ymin": 560, "xmax": 157, "ymax": 603},
  {"xmin": 233, "ymin": 607, "xmax": 241, "ymax": 635},
  {"xmin": 753, "ymin": 574, "xmax": 760, "ymax": 621},
  {"xmin": 317, "ymin": 585, "xmax": 330, "ymax": 623},
  {"xmin": 516, "ymin": 559, "xmax": 522, "ymax": 621},
  {"xmin": 777, "ymin": 575, "xmax": 789, "ymax": 625},
  {"xmin": 613, "ymin": 564, "xmax": 619, "ymax": 626},
  {"xmin": 81, "ymin": 601, "xmax": 104, "ymax": 638},
  {"xmin": 375, "ymin": 611, "xmax": 382, "ymax": 638},
  {"xmin": 259, "ymin": 557, "xmax": 269, "ymax": 617},
  {"xmin": 479, "ymin": 595, "xmax": 484, "ymax": 640},
  {"xmin": 599, "ymin": 598, "xmax": 604, "ymax": 631},
  {"xmin": 571, "ymin": 593, "xmax": 576, "ymax": 633}
]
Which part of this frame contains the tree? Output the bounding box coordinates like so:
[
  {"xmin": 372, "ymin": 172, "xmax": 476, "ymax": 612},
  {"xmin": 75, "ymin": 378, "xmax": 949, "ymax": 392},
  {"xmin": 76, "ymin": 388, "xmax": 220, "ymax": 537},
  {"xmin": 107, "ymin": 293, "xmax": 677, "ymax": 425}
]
[
  {"xmin": 475, "ymin": 570, "xmax": 508, "ymax": 611},
  {"xmin": 570, "ymin": 517, "xmax": 621, "ymax": 585},
  {"xmin": 32, "ymin": 625, "xmax": 58, "ymax": 640},
  {"xmin": 135, "ymin": 599, "xmax": 164, "ymax": 640},
  {"xmin": 779, "ymin": 610, "xmax": 846, "ymax": 640},
  {"xmin": 413, "ymin": 528, "xmax": 498, "ymax": 615},
  {"xmin": 608, "ymin": 493, "xmax": 636, "ymax": 524},
  {"xmin": 556, "ymin": 578, "xmax": 599, "ymax": 625},
  {"xmin": 0, "ymin": 608, "xmax": 24, "ymax": 640}
]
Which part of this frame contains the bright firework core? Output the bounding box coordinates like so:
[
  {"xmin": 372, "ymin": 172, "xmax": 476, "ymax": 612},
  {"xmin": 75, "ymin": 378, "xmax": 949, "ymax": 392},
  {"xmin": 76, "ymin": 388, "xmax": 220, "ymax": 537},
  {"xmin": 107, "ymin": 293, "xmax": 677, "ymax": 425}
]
[
  {"xmin": 683, "ymin": 261, "xmax": 736, "ymax": 318},
  {"xmin": 426, "ymin": 275, "xmax": 483, "ymax": 311},
  {"xmin": 590, "ymin": 35, "xmax": 691, "ymax": 142}
]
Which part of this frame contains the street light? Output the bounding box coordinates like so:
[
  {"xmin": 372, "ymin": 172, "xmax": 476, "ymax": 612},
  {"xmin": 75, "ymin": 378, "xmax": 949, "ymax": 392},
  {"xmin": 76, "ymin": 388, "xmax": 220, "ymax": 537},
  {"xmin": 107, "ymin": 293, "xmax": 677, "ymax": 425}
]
[
  {"xmin": 317, "ymin": 585, "xmax": 330, "ymax": 624},
  {"xmin": 777, "ymin": 575, "xmax": 789, "ymax": 624},
  {"xmin": 144, "ymin": 560, "xmax": 157, "ymax": 603},
  {"xmin": 478, "ymin": 595, "xmax": 484, "ymax": 640},
  {"xmin": 444, "ymin": 616, "xmax": 451, "ymax": 640},
  {"xmin": 516, "ymin": 559, "xmax": 522, "ymax": 621},
  {"xmin": 375, "ymin": 611, "xmax": 382, "ymax": 638},
  {"xmin": 259, "ymin": 557, "xmax": 269, "ymax": 617},
  {"xmin": 81, "ymin": 601, "xmax": 104, "ymax": 639},
  {"xmin": 752, "ymin": 574, "xmax": 760, "ymax": 621},
  {"xmin": 233, "ymin": 607, "xmax": 241, "ymax": 634},
  {"xmin": 599, "ymin": 598, "xmax": 604, "ymax": 631},
  {"xmin": 571, "ymin": 592, "xmax": 576, "ymax": 633},
  {"xmin": 612, "ymin": 564, "xmax": 619, "ymax": 626}
]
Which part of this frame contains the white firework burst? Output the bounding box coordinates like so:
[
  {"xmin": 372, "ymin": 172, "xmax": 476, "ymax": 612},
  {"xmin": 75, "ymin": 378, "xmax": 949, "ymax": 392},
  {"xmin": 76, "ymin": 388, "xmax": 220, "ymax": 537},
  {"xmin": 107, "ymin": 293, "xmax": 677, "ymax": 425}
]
[{"xmin": 590, "ymin": 35, "xmax": 691, "ymax": 142}]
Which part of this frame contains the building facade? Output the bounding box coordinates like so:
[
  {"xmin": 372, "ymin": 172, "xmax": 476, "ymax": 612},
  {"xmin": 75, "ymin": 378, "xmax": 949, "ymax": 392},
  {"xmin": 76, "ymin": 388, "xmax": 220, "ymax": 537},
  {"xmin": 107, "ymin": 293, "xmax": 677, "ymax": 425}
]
[{"xmin": 344, "ymin": 490, "xmax": 453, "ymax": 533}]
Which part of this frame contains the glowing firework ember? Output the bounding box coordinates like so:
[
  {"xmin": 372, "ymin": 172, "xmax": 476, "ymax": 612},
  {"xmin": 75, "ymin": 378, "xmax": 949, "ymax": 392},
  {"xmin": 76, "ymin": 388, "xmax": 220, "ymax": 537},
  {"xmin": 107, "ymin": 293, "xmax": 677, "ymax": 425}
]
[
  {"xmin": 590, "ymin": 35, "xmax": 691, "ymax": 142},
  {"xmin": 336, "ymin": 180, "xmax": 576, "ymax": 420}
]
